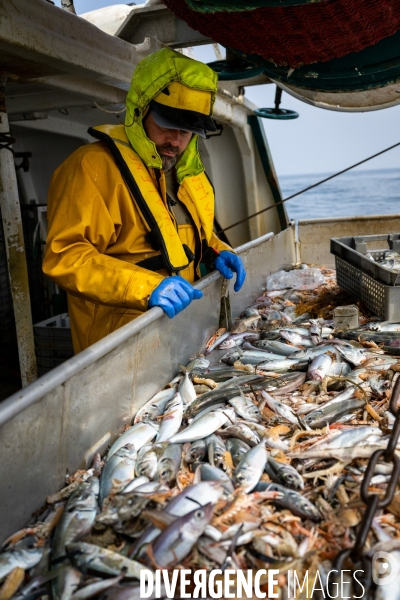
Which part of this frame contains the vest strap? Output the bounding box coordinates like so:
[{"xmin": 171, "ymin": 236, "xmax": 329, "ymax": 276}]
[
  {"xmin": 88, "ymin": 126, "xmax": 189, "ymax": 274},
  {"xmin": 136, "ymin": 244, "xmax": 195, "ymax": 273}
]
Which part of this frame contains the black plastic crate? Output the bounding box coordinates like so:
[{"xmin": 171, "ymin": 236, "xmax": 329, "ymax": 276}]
[
  {"xmin": 331, "ymin": 234, "xmax": 400, "ymax": 321},
  {"xmin": 33, "ymin": 313, "xmax": 74, "ymax": 375}
]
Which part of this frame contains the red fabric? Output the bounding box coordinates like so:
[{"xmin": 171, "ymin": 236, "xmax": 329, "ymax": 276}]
[{"xmin": 163, "ymin": 0, "xmax": 400, "ymax": 67}]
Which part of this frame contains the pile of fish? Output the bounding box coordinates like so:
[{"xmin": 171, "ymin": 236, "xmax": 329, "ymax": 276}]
[
  {"xmin": 2, "ymin": 267, "xmax": 400, "ymax": 600},
  {"xmin": 366, "ymin": 250, "xmax": 400, "ymax": 273}
]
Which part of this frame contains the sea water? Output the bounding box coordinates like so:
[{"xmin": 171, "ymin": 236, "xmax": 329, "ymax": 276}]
[{"xmin": 280, "ymin": 167, "xmax": 400, "ymax": 221}]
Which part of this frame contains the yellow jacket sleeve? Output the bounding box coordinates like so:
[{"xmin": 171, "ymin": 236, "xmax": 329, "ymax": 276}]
[
  {"xmin": 43, "ymin": 145, "xmax": 164, "ymax": 311},
  {"xmin": 207, "ymin": 231, "xmax": 234, "ymax": 255}
]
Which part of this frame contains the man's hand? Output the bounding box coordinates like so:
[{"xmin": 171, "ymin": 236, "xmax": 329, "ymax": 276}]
[
  {"xmin": 148, "ymin": 276, "xmax": 203, "ymax": 318},
  {"xmin": 214, "ymin": 251, "xmax": 246, "ymax": 292}
]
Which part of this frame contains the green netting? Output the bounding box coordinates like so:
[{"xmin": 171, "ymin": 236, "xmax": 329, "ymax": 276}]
[{"xmin": 184, "ymin": 0, "xmax": 327, "ymax": 13}]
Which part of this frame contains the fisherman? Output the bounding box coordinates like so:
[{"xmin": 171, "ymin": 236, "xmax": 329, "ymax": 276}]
[{"xmin": 43, "ymin": 48, "xmax": 246, "ymax": 353}]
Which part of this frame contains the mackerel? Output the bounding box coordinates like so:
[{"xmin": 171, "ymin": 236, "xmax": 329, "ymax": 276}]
[
  {"xmin": 234, "ymin": 441, "xmax": 267, "ymax": 493},
  {"xmin": 254, "ymin": 482, "xmax": 320, "ymax": 521},
  {"xmin": 100, "ymin": 445, "xmax": 137, "ymax": 506},
  {"xmin": 156, "ymin": 392, "xmax": 183, "ymax": 443},
  {"xmin": 107, "ymin": 421, "xmax": 159, "ymax": 459},
  {"xmin": 67, "ymin": 543, "xmax": 146, "ymax": 579},
  {"xmin": 168, "ymin": 407, "xmax": 235, "ymax": 443},
  {"xmin": 134, "ymin": 388, "xmax": 176, "ymax": 424}
]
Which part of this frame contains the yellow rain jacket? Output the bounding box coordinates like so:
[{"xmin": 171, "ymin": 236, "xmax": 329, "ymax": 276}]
[{"xmin": 43, "ymin": 48, "xmax": 232, "ymax": 353}]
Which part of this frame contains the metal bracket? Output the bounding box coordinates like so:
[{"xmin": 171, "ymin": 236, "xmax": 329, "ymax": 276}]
[
  {"xmin": 116, "ymin": 3, "xmax": 212, "ymax": 48},
  {"xmin": 14, "ymin": 152, "xmax": 32, "ymax": 172},
  {"xmin": 219, "ymin": 278, "xmax": 232, "ymax": 330}
]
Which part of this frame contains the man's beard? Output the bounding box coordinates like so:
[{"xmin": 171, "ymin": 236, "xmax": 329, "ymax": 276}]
[{"xmin": 157, "ymin": 143, "xmax": 181, "ymax": 172}]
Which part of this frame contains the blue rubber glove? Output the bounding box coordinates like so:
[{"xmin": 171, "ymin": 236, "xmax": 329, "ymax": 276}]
[
  {"xmin": 148, "ymin": 276, "xmax": 203, "ymax": 319},
  {"xmin": 214, "ymin": 251, "xmax": 246, "ymax": 292}
]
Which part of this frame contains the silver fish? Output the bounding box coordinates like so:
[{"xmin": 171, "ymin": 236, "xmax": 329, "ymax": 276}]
[
  {"xmin": 67, "ymin": 542, "xmax": 146, "ymax": 579},
  {"xmin": 264, "ymin": 434, "xmax": 290, "ymax": 452},
  {"xmin": 70, "ymin": 574, "xmax": 124, "ymax": 600},
  {"xmin": 307, "ymin": 354, "xmax": 332, "ymax": 380},
  {"xmin": 258, "ymin": 358, "xmax": 305, "ymax": 372},
  {"xmin": 234, "ymin": 441, "xmax": 267, "ymax": 493},
  {"xmin": 310, "ymin": 319, "xmax": 322, "ymax": 344},
  {"xmin": 184, "ymin": 439, "xmax": 206, "ymax": 463},
  {"xmin": 230, "ymin": 315, "xmax": 261, "ymax": 333},
  {"xmin": 226, "ymin": 437, "xmax": 251, "ymax": 466},
  {"xmin": 219, "ymin": 423, "xmax": 260, "ymax": 446},
  {"xmin": 179, "ymin": 371, "xmax": 196, "ymax": 407},
  {"xmin": 135, "ymin": 444, "xmax": 158, "ymax": 480},
  {"xmin": 254, "ymin": 482, "xmax": 320, "ymax": 521},
  {"xmin": 186, "ymin": 356, "xmax": 210, "ymax": 371},
  {"xmin": 260, "ymin": 390, "xmax": 298, "ymax": 424},
  {"xmin": 156, "ymin": 443, "xmax": 182, "ymax": 485},
  {"xmin": 228, "ymin": 392, "xmax": 262, "ymax": 423},
  {"xmin": 156, "ymin": 392, "xmax": 183, "ymax": 443},
  {"xmin": 303, "ymin": 388, "xmax": 365, "ymax": 429},
  {"xmin": 195, "ymin": 463, "xmax": 234, "ymax": 494},
  {"xmin": 253, "ymin": 340, "xmax": 301, "ymax": 355},
  {"xmin": 370, "ymin": 375, "xmax": 392, "ymax": 397},
  {"xmin": 328, "ymin": 362, "xmax": 351, "ymax": 377},
  {"xmin": 100, "ymin": 444, "xmax": 137, "ymax": 506},
  {"xmin": 280, "ymin": 330, "xmax": 314, "ymax": 347},
  {"xmin": 168, "ymin": 407, "xmax": 235, "ymax": 444},
  {"xmin": 121, "ymin": 475, "xmax": 150, "ymax": 493},
  {"xmin": 52, "ymin": 478, "xmax": 99, "ymax": 600},
  {"xmin": 207, "ymin": 434, "xmax": 227, "ymax": 468},
  {"xmin": 134, "ymin": 388, "xmax": 176, "ymax": 424},
  {"xmin": 335, "ymin": 342, "xmax": 367, "ymax": 366},
  {"xmin": 130, "ymin": 481, "xmax": 167, "ymax": 494},
  {"xmin": 0, "ymin": 537, "xmax": 43, "ymax": 583},
  {"xmin": 291, "ymin": 345, "xmax": 340, "ymax": 361},
  {"xmin": 205, "ymin": 331, "xmax": 230, "ymax": 354},
  {"xmin": 221, "ymin": 350, "xmax": 284, "ymax": 366},
  {"xmin": 311, "ymin": 426, "xmax": 382, "ymax": 450},
  {"xmin": 183, "ymin": 383, "xmax": 242, "ymax": 419},
  {"xmin": 107, "ymin": 421, "xmax": 158, "ymax": 459},
  {"xmin": 218, "ymin": 332, "xmax": 260, "ymax": 350},
  {"xmin": 53, "ymin": 478, "xmax": 99, "ymax": 559},
  {"xmin": 264, "ymin": 455, "xmax": 304, "ymax": 490},
  {"xmin": 365, "ymin": 321, "xmax": 400, "ymax": 332},
  {"xmin": 132, "ymin": 482, "xmax": 223, "ymax": 558},
  {"xmin": 152, "ymin": 503, "xmax": 215, "ymax": 568}
]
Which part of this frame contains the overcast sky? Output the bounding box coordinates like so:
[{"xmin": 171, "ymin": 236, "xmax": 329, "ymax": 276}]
[{"xmin": 54, "ymin": 0, "xmax": 400, "ymax": 177}]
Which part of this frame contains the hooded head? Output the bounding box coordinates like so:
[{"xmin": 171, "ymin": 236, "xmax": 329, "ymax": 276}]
[{"xmin": 125, "ymin": 48, "xmax": 218, "ymax": 183}]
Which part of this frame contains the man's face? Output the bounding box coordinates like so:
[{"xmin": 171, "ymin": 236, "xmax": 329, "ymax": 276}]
[{"xmin": 143, "ymin": 111, "xmax": 193, "ymax": 172}]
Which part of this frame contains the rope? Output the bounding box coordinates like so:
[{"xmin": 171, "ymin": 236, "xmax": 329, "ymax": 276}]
[
  {"xmin": 0, "ymin": 132, "xmax": 16, "ymax": 155},
  {"xmin": 217, "ymin": 140, "xmax": 400, "ymax": 235}
]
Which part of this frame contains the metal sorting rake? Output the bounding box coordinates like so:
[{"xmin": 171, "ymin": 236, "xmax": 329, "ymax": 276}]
[{"xmin": 329, "ymin": 377, "xmax": 400, "ymax": 598}]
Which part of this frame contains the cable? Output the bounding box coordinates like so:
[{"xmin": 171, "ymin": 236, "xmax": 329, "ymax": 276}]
[
  {"xmin": 94, "ymin": 102, "xmax": 126, "ymax": 114},
  {"xmin": 217, "ymin": 140, "xmax": 400, "ymax": 235}
]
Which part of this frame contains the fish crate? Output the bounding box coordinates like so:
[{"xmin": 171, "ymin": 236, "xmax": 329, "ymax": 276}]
[
  {"xmin": 331, "ymin": 233, "xmax": 400, "ymax": 321},
  {"xmin": 33, "ymin": 313, "xmax": 74, "ymax": 376}
]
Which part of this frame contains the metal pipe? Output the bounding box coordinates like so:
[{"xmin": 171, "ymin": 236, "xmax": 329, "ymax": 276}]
[
  {"xmin": 0, "ymin": 79, "xmax": 37, "ymax": 387},
  {"xmin": 0, "ymin": 233, "xmax": 276, "ymax": 426}
]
